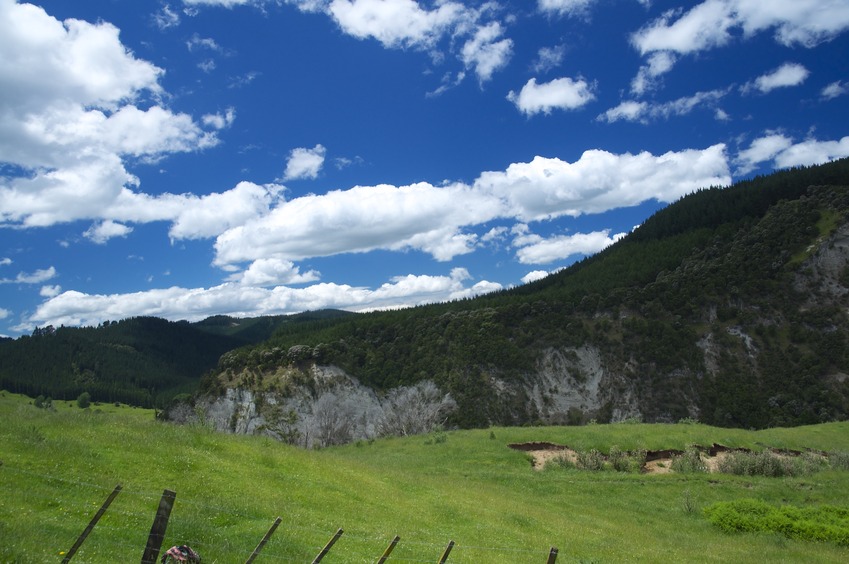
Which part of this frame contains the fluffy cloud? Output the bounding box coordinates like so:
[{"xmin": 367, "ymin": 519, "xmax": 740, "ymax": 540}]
[
  {"xmin": 598, "ymin": 89, "xmax": 728, "ymax": 123},
  {"xmin": 735, "ymin": 133, "xmax": 849, "ymax": 174},
  {"xmin": 40, "ymin": 285, "xmax": 62, "ymax": 298},
  {"xmin": 631, "ymin": 52, "xmax": 677, "ymax": 95},
  {"xmin": 27, "ymin": 269, "xmax": 501, "ymax": 328},
  {"xmin": 0, "ymin": 0, "xmax": 220, "ymax": 229},
  {"xmin": 475, "ymin": 144, "xmax": 730, "ymax": 222},
  {"xmin": 597, "ymin": 101, "xmax": 648, "ymax": 123},
  {"xmin": 537, "ymin": 0, "xmax": 594, "ymax": 17},
  {"xmin": 232, "ymin": 258, "xmax": 320, "ymax": 286},
  {"xmin": 327, "ymin": 0, "xmax": 468, "ymax": 49},
  {"xmin": 521, "ymin": 270, "xmax": 549, "ymax": 284},
  {"xmin": 634, "ymin": 0, "xmax": 849, "ymax": 55},
  {"xmin": 822, "ymin": 80, "xmax": 849, "ymax": 100},
  {"xmin": 202, "ymin": 108, "xmax": 236, "ymax": 130},
  {"xmin": 631, "ymin": 0, "xmax": 849, "ymax": 82},
  {"xmin": 213, "ymin": 145, "xmax": 730, "ymax": 268},
  {"xmin": 742, "ymin": 62, "xmax": 809, "ymax": 94},
  {"xmin": 283, "ymin": 145, "xmax": 327, "ymax": 181},
  {"xmin": 84, "ymin": 220, "xmax": 134, "ymax": 244},
  {"xmin": 460, "ymin": 21, "xmax": 513, "ymax": 83},
  {"xmin": 513, "ymin": 228, "xmax": 626, "ymax": 265},
  {"xmin": 282, "ymin": 0, "xmax": 513, "ymax": 84},
  {"xmin": 193, "ymin": 0, "xmax": 514, "ymax": 85},
  {"xmin": 212, "ymin": 181, "xmax": 501, "ymax": 265},
  {"xmin": 507, "ymin": 77, "xmax": 596, "ymax": 116},
  {"xmin": 1, "ymin": 266, "xmax": 57, "ymax": 285},
  {"xmin": 773, "ymin": 136, "xmax": 849, "ymax": 169}
]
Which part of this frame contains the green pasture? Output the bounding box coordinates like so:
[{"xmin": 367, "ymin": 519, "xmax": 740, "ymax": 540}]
[{"xmin": 1, "ymin": 392, "xmax": 848, "ymax": 563}]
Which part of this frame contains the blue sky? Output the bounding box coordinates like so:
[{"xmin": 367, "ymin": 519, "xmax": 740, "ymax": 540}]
[{"xmin": 1, "ymin": 0, "xmax": 849, "ymax": 336}]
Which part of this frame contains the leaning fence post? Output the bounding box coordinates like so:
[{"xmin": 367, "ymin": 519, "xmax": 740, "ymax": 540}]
[
  {"xmin": 377, "ymin": 535, "xmax": 400, "ymax": 563},
  {"xmin": 62, "ymin": 484, "xmax": 122, "ymax": 563},
  {"xmin": 245, "ymin": 516, "xmax": 282, "ymax": 564},
  {"xmin": 311, "ymin": 528, "xmax": 344, "ymax": 563},
  {"xmin": 437, "ymin": 540, "xmax": 455, "ymax": 563},
  {"xmin": 547, "ymin": 546, "xmax": 559, "ymax": 563},
  {"xmin": 140, "ymin": 489, "xmax": 177, "ymax": 564}
]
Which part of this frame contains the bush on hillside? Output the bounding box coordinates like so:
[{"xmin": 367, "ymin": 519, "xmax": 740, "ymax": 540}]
[
  {"xmin": 704, "ymin": 499, "xmax": 849, "ymax": 546},
  {"xmin": 671, "ymin": 447, "xmax": 708, "ymax": 473},
  {"xmin": 717, "ymin": 450, "xmax": 823, "ymax": 477}
]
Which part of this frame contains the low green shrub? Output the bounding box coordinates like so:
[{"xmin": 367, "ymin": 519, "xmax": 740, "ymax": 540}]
[
  {"xmin": 671, "ymin": 447, "xmax": 707, "ymax": 473},
  {"xmin": 704, "ymin": 499, "xmax": 849, "ymax": 546},
  {"xmin": 607, "ymin": 446, "xmax": 645, "ymax": 473},
  {"xmin": 717, "ymin": 450, "xmax": 821, "ymax": 477},
  {"xmin": 576, "ymin": 448, "xmax": 605, "ymax": 471},
  {"xmin": 830, "ymin": 451, "xmax": 849, "ymax": 471}
]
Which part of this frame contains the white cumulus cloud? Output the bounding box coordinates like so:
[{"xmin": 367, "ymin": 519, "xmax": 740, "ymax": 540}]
[
  {"xmin": 26, "ymin": 269, "xmax": 501, "ymax": 329},
  {"xmin": 212, "ymin": 145, "xmax": 730, "ymax": 269},
  {"xmin": 521, "ymin": 270, "xmax": 550, "ymax": 284},
  {"xmin": 283, "ymin": 144, "xmax": 327, "ymax": 181},
  {"xmin": 84, "ymin": 220, "xmax": 134, "ymax": 244},
  {"xmin": 232, "ymin": 258, "xmax": 321, "ymax": 286},
  {"xmin": 735, "ymin": 133, "xmax": 849, "ymax": 174},
  {"xmin": 743, "ymin": 62, "xmax": 809, "ymax": 94},
  {"xmin": 822, "ymin": 80, "xmax": 849, "ymax": 100},
  {"xmin": 327, "ymin": 0, "xmax": 467, "ymax": 49},
  {"xmin": 538, "ymin": 0, "xmax": 595, "ymax": 17},
  {"xmin": 514, "ymin": 229, "xmax": 625, "ymax": 265},
  {"xmin": 460, "ymin": 21, "xmax": 513, "ymax": 83},
  {"xmin": 598, "ymin": 89, "xmax": 728, "ymax": 123},
  {"xmin": 1, "ymin": 266, "xmax": 57, "ymax": 285},
  {"xmin": 508, "ymin": 77, "xmax": 596, "ymax": 116},
  {"xmin": 0, "ymin": 0, "xmax": 221, "ymax": 230},
  {"xmin": 630, "ymin": 0, "xmax": 849, "ymax": 83}
]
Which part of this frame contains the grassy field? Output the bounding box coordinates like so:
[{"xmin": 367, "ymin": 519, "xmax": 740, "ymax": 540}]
[{"xmin": 1, "ymin": 391, "xmax": 848, "ymax": 563}]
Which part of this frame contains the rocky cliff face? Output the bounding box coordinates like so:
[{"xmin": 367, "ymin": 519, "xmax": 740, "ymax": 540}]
[
  {"xmin": 164, "ymin": 343, "xmax": 649, "ymax": 444},
  {"xmin": 525, "ymin": 346, "xmax": 641, "ymax": 424}
]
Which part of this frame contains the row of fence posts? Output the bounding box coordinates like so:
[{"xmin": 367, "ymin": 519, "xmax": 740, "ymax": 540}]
[{"xmin": 62, "ymin": 485, "xmax": 559, "ymax": 563}]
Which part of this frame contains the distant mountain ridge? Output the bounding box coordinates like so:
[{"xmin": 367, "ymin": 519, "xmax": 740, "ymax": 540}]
[
  {"xmin": 3, "ymin": 160, "xmax": 849, "ymax": 432},
  {"xmin": 0, "ymin": 311, "xmax": 352, "ymax": 406}
]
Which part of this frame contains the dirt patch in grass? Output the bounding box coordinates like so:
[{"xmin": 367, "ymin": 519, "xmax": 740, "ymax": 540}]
[{"xmin": 508, "ymin": 442, "xmax": 825, "ymax": 473}]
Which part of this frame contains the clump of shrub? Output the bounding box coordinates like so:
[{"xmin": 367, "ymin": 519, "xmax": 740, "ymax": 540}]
[
  {"xmin": 575, "ymin": 449, "xmax": 606, "ymax": 471},
  {"xmin": 423, "ymin": 426, "xmax": 447, "ymax": 445},
  {"xmin": 562, "ymin": 447, "xmax": 644, "ymax": 473},
  {"xmin": 671, "ymin": 447, "xmax": 708, "ymax": 473},
  {"xmin": 717, "ymin": 450, "xmax": 823, "ymax": 477},
  {"xmin": 550, "ymin": 453, "xmax": 575, "ymax": 470},
  {"xmin": 830, "ymin": 451, "xmax": 849, "ymax": 471},
  {"xmin": 607, "ymin": 446, "xmax": 646, "ymax": 473},
  {"xmin": 704, "ymin": 499, "xmax": 849, "ymax": 546}
]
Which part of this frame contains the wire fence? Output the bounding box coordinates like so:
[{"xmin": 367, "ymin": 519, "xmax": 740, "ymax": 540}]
[{"xmin": 2, "ymin": 465, "xmax": 560, "ymax": 563}]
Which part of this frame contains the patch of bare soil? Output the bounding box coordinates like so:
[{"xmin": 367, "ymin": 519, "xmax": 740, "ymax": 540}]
[{"xmin": 508, "ymin": 442, "xmax": 824, "ymax": 473}]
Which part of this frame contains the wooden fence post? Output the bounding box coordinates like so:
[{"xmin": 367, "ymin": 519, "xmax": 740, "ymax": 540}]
[
  {"xmin": 62, "ymin": 484, "xmax": 122, "ymax": 563},
  {"xmin": 437, "ymin": 540, "xmax": 455, "ymax": 564},
  {"xmin": 245, "ymin": 516, "xmax": 282, "ymax": 564},
  {"xmin": 311, "ymin": 528, "xmax": 343, "ymax": 563},
  {"xmin": 377, "ymin": 535, "xmax": 400, "ymax": 563},
  {"xmin": 547, "ymin": 546, "xmax": 558, "ymax": 564},
  {"xmin": 140, "ymin": 489, "xmax": 177, "ymax": 564}
]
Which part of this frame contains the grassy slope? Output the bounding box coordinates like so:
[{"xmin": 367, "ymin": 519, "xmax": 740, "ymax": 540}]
[{"xmin": 1, "ymin": 392, "xmax": 848, "ymax": 563}]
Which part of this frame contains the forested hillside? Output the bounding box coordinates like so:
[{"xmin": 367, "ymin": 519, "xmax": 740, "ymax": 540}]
[
  {"xmin": 0, "ymin": 311, "xmax": 355, "ymax": 407},
  {"xmin": 208, "ymin": 159, "xmax": 849, "ymax": 430}
]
